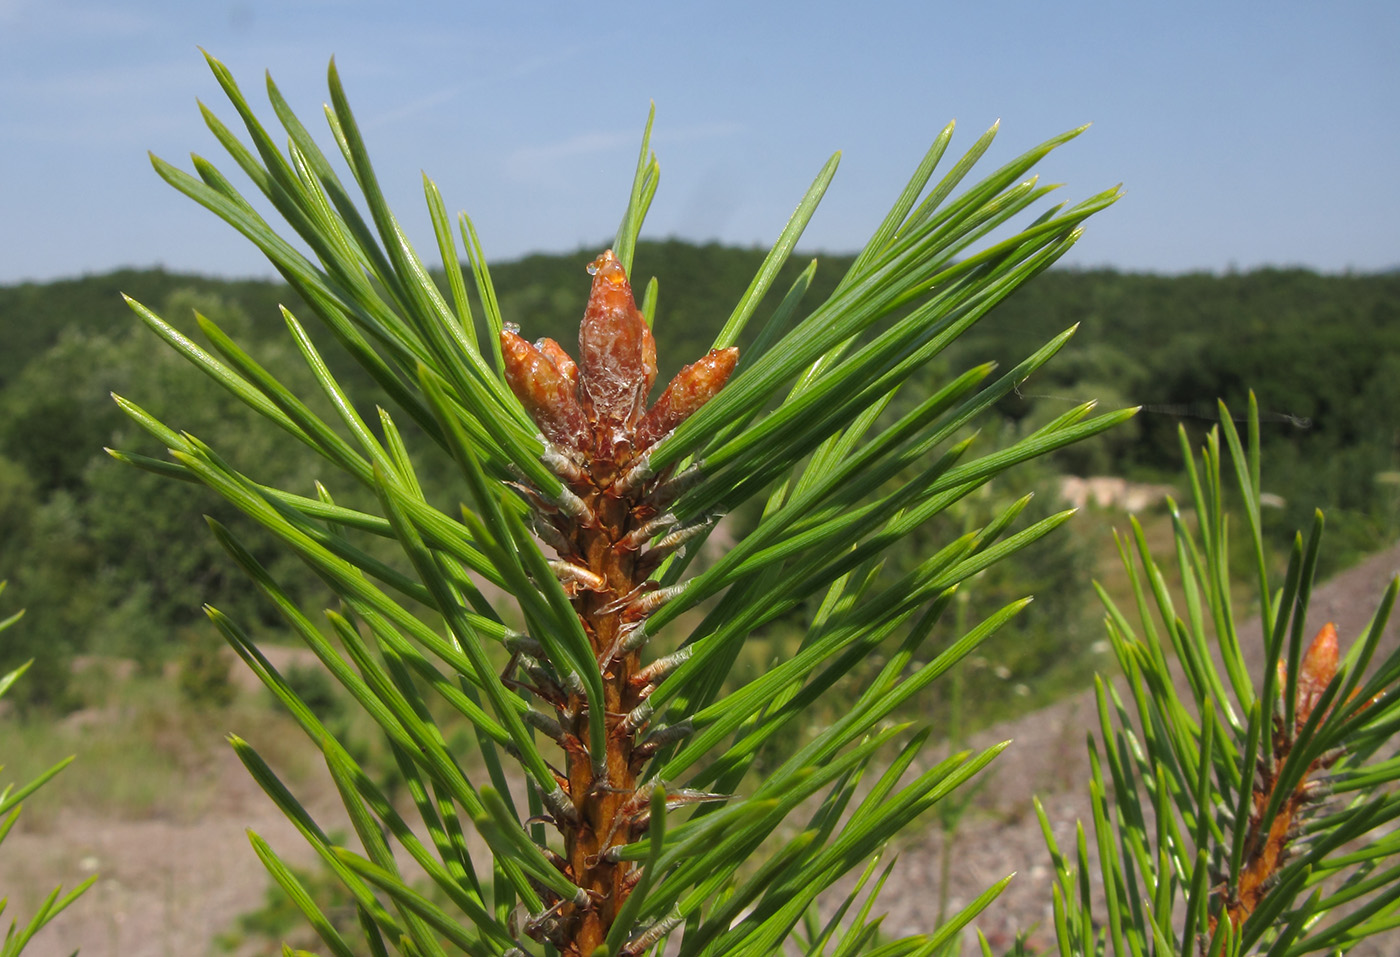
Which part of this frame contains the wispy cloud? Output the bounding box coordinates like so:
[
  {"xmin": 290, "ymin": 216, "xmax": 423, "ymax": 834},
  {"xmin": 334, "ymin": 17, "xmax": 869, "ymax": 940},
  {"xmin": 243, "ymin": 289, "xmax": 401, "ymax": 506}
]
[
  {"xmin": 0, "ymin": 0, "xmax": 162, "ymax": 37},
  {"xmin": 504, "ymin": 121, "xmax": 743, "ymax": 187},
  {"xmin": 7, "ymin": 57, "xmax": 192, "ymax": 102},
  {"xmin": 507, "ymin": 130, "xmax": 639, "ymax": 168},
  {"xmin": 0, "ymin": 55, "xmax": 207, "ymax": 148},
  {"xmin": 654, "ymin": 121, "xmax": 745, "ymax": 145},
  {"xmin": 364, "ymin": 85, "xmax": 464, "ymax": 130}
]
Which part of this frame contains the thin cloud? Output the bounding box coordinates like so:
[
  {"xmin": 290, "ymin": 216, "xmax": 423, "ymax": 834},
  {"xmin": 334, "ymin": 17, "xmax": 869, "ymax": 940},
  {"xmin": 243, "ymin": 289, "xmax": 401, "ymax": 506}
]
[
  {"xmin": 509, "ymin": 122, "xmax": 739, "ymax": 169},
  {"xmin": 0, "ymin": 55, "xmax": 204, "ymax": 147},
  {"xmin": 0, "ymin": 0, "xmax": 161, "ymax": 37},
  {"xmin": 364, "ymin": 85, "xmax": 465, "ymax": 130},
  {"xmin": 508, "ymin": 130, "xmax": 639, "ymax": 167},
  {"xmin": 7, "ymin": 58, "xmax": 193, "ymax": 102},
  {"xmin": 505, "ymin": 121, "xmax": 743, "ymax": 184},
  {"xmin": 654, "ymin": 121, "xmax": 745, "ymax": 145}
]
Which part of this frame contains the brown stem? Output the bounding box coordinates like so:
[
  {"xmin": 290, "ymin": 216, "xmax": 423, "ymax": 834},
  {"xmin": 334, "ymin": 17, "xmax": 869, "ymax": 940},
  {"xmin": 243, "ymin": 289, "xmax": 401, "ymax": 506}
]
[
  {"xmin": 1206, "ymin": 725, "xmax": 1331, "ymax": 953},
  {"xmin": 556, "ymin": 485, "xmax": 651, "ymax": 957}
]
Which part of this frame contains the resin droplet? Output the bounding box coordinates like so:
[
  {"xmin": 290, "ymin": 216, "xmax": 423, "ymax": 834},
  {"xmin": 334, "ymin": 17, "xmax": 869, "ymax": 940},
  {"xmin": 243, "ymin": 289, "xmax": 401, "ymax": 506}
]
[
  {"xmin": 577, "ymin": 250, "xmax": 657, "ymax": 434},
  {"xmin": 634, "ymin": 347, "xmax": 739, "ymax": 450}
]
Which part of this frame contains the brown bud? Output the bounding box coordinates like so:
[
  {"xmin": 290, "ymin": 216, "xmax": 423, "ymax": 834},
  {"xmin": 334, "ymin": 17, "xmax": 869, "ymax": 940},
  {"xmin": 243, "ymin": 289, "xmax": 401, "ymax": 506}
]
[
  {"xmin": 500, "ymin": 329, "xmax": 589, "ymax": 452},
  {"xmin": 634, "ymin": 346, "xmax": 739, "ymax": 450},
  {"xmin": 1297, "ymin": 622, "xmax": 1339, "ymax": 724},
  {"xmin": 577, "ymin": 249, "xmax": 657, "ymax": 430}
]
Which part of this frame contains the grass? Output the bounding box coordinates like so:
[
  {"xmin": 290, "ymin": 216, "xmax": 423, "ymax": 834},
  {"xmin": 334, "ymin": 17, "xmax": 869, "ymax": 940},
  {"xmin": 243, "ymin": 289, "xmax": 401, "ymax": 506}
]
[{"xmin": 1, "ymin": 660, "xmax": 326, "ymax": 830}]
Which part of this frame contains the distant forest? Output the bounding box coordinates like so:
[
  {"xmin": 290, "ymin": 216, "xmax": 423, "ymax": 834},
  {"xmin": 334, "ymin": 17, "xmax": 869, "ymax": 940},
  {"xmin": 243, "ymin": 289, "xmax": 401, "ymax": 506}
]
[{"xmin": 3, "ymin": 241, "xmax": 1398, "ymax": 711}]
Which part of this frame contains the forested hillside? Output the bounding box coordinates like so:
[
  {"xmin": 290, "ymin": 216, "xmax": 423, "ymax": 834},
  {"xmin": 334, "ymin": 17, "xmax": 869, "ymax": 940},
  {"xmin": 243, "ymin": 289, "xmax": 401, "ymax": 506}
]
[
  {"xmin": 2, "ymin": 242, "xmax": 1397, "ymax": 713},
  {"xmin": 970, "ymin": 267, "xmax": 1400, "ymax": 553}
]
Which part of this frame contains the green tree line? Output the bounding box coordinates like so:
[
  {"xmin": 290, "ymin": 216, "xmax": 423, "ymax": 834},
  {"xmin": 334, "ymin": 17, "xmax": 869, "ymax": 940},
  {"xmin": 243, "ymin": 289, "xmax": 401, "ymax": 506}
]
[{"xmin": 1, "ymin": 244, "xmax": 1397, "ymax": 710}]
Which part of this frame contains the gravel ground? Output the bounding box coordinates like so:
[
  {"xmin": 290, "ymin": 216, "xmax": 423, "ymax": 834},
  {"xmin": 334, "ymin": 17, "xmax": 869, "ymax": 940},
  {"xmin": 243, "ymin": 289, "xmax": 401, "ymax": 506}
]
[{"xmin": 4, "ymin": 545, "xmax": 1399, "ymax": 956}]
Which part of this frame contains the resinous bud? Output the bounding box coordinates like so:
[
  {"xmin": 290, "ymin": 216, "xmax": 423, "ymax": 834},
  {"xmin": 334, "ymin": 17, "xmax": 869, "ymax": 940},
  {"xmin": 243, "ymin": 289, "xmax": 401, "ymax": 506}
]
[
  {"xmin": 577, "ymin": 249, "xmax": 657, "ymax": 431},
  {"xmin": 634, "ymin": 347, "xmax": 739, "ymax": 450},
  {"xmin": 501, "ymin": 329, "xmax": 589, "ymax": 452}
]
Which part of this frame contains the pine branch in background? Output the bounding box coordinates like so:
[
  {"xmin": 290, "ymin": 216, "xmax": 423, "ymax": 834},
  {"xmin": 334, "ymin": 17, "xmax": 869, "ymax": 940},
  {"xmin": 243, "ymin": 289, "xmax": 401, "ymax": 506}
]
[
  {"xmin": 1040, "ymin": 397, "xmax": 1400, "ymax": 957},
  {"xmin": 0, "ymin": 582, "xmax": 96, "ymax": 956},
  {"xmin": 116, "ymin": 52, "xmax": 1126, "ymax": 956}
]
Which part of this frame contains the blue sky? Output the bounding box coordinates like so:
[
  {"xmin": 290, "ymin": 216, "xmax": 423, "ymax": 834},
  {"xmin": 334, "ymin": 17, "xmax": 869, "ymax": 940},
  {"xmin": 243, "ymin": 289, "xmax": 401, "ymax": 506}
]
[{"xmin": 2, "ymin": 1, "xmax": 1396, "ymax": 284}]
